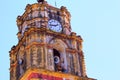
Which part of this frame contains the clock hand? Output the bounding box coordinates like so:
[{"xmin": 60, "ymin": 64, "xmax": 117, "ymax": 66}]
[
  {"xmin": 50, "ymin": 24, "xmax": 58, "ymax": 27},
  {"xmin": 53, "ymin": 23, "xmax": 58, "ymax": 27}
]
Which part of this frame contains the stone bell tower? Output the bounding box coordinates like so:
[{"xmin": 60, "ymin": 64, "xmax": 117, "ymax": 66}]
[{"xmin": 9, "ymin": 0, "xmax": 95, "ymax": 80}]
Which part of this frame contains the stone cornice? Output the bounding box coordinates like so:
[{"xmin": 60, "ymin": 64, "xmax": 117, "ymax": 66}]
[
  {"xmin": 10, "ymin": 27, "xmax": 83, "ymax": 56},
  {"xmin": 25, "ymin": 42, "xmax": 46, "ymax": 50},
  {"xmin": 25, "ymin": 42, "xmax": 81, "ymax": 54}
]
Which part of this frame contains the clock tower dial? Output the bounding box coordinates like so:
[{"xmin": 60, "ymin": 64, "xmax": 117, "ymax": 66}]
[{"xmin": 48, "ymin": 19, "xmax": 62, "ymax": 32}]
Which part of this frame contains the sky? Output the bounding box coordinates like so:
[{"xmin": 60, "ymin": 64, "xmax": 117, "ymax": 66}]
[{"xmin": 0, "ymin": 0, "xmax": 120, "ymax": 80}]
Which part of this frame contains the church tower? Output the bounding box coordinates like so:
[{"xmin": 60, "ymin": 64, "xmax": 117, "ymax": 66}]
[{"xmin": 9, "ymin": 0, "xmax": 95, "ymax": 80}]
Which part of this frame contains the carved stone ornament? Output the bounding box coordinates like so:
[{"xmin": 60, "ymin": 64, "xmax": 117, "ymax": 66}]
[{"xmin": 37, "ymin": 0, "xmax": 44, "ymax": 3}]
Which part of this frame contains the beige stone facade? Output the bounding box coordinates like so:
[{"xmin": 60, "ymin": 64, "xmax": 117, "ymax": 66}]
[{"xmin": 9, "ymin": 0, "xmax": 95, "ymax": 80}]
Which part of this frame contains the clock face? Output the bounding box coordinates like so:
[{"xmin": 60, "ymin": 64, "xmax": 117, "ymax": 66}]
[{"xmin": 48, "ymin": 19, "xmax": 62, "ymax": 32}]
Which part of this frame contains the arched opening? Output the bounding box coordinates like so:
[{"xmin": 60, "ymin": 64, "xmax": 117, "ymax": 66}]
[
  {"xmin": 53, "ymin": 49, "xmax": 61, "ymax": 72},
  {"xmin": 49, "ymin": 39, "xmax": 68, "ymax": 73},
  {"xmin": 53, "ymin": 49, "xmax": 67, "ymax": 73},
  {"xmin": 53, "ymin": 49, "xmax": 60, "ymax": 58}
]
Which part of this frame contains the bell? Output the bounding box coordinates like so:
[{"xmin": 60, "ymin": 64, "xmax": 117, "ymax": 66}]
[{"xmin": 54, "ymin": 56, "xmax": 60, "ymax": 64}]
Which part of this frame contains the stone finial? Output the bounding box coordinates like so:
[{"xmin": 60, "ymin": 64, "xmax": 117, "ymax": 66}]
[{"xmin": 37, "ymin": 0, "xmax": 44, "ymax": 3}]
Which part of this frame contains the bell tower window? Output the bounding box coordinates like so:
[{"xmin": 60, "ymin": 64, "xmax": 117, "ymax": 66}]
[
  {"xmin": 53, "ymin": 49, "xmax": 67, "ymax": 73},
  {"xmin": 53, "ymin": 49, "xmax": 61, "ymax": 72}
]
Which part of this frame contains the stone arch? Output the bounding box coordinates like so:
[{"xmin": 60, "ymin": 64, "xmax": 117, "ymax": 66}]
[
  {"xmin": 49, "ymin": 39, "xmax": 68, "ymax": 72},
  {"xmin": 49, "ymin": 37, "xmax": 70, "ymax": 49},
  {"xmin": 49, "ymin": 38, "xmax": 68, "ymax": 53}
]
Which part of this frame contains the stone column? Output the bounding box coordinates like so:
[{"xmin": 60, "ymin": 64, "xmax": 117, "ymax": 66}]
[
  {"xmin": 76, "ymin": 53, "xmax": 81, "ymax": 76},
  {"xmin": 47, "ymin": 49, "xmax": 54, "ymax": 71},
  {"xmin": 72, "ymin": 53, "xmax": 78, "ymax": 75},
  {"xmin": 61, "ymin": 51, "xmax": 68, "ymax": 72},
  {"xmin": 80, "ymin": 51, "xmax": 87, "ymax": 77},
  {"xmin": 37, "ymin": 47, "xmax": 44, "ymax": 68},
  {"xmin": 26, "ymin": 49, "xmax": 31, "ymax": 69},
  {"xmin": 66, "ymin": 53, "xmax": 71, "ymax": 73},
  {"xmin": 37, "ymin": 47, "xmax": 41, "ymax": 68},
  {"xmin": 41, "ymin": 33, "xmax": 47, "ymax": 69},
  {"xmin": 70, "ymin": 53, "xmax": 75, "ymax": 74},
  {"xmin": 32, "ymin": 46, "xmax": 38, "ymax": 67},
  {"xmin": 43, "ymin": 46, "xmax": 48, "ymax": 69}
]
